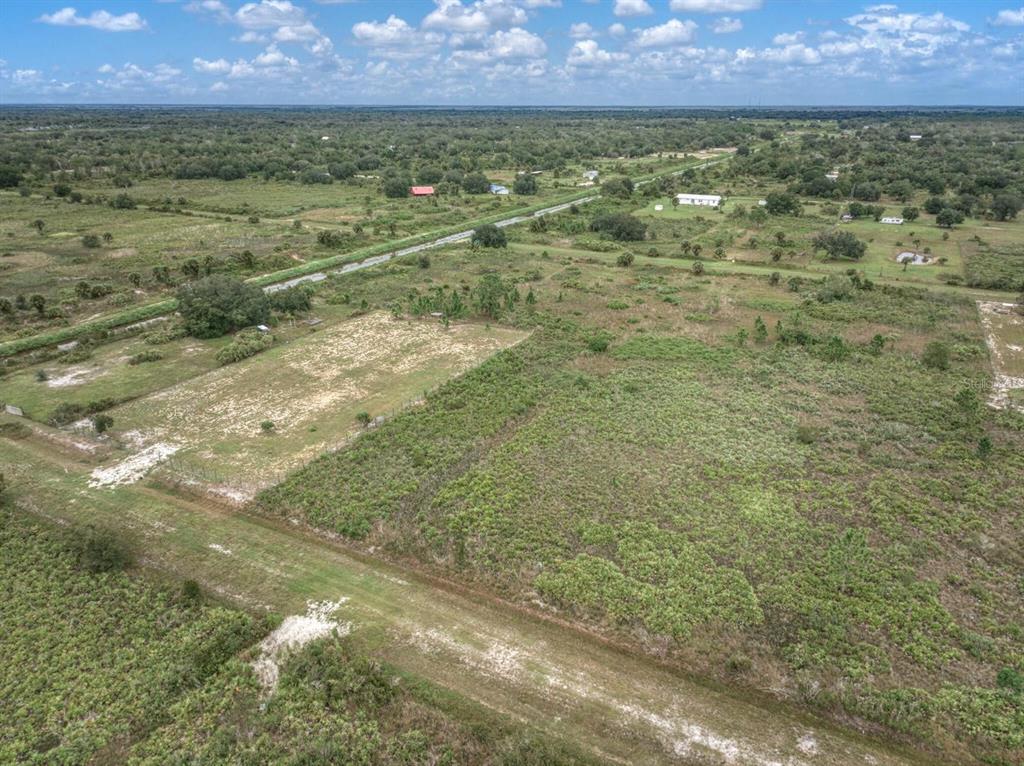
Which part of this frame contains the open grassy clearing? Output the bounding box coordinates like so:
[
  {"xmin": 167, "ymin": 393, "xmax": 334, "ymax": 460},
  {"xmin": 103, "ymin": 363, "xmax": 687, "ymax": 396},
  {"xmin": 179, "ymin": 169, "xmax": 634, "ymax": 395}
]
[
  {"xmin": 0, "ymin": 431, "xmax": 928, "ymax": 766},
  {"xmin": 94, "ymin": 312, "xmax": 527, "ymax": 499}
]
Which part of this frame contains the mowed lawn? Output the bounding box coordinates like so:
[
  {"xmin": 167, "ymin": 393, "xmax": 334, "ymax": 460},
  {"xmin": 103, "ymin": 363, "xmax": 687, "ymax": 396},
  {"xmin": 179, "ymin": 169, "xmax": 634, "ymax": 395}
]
[{"xmin": 102, "ymin": 312, "xmax": 528, "ymax": 496}]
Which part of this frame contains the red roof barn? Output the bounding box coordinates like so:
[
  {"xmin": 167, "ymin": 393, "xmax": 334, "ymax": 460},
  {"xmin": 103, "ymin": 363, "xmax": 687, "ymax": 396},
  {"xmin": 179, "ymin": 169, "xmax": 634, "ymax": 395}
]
[{"xmin": 410, "ymin": 186, "xmax": 435, "ymax": 196}]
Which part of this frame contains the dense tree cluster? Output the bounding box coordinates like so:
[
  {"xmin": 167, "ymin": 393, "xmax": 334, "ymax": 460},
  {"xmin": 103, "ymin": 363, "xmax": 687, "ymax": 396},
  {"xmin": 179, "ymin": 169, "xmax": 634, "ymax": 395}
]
[
  {"xmin": 725, "ymin": 117, "xmax": 1024, "ymax": 222},
  {"xmin": 176, "ymin": 275, "xmax": 270, "ymax": 338}
]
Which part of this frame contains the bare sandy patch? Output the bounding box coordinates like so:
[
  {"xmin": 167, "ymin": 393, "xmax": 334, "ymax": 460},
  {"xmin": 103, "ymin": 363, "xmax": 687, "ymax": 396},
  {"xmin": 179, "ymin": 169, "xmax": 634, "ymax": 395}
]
[
  {"xmin": 88, "ymin": 442, "xmax": 180, "ymax": 487},
  {"xmin": 978, "ymin": 301, "xmax": 1024, "ymax": 411},
  {"xmin": 46, "ymin": 365, "xmax": 109, "ymax": 389},
  {"xmin": 252, "ymin": 599, "xmax": 351, "ymax": 693}
]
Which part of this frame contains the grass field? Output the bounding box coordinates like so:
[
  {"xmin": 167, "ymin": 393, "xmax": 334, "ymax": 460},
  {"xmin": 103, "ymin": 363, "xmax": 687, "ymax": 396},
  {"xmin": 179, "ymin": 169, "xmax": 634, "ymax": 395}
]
[{"xmin": 93, "ymin": 312, "xmax": 527, "ymax": 498}]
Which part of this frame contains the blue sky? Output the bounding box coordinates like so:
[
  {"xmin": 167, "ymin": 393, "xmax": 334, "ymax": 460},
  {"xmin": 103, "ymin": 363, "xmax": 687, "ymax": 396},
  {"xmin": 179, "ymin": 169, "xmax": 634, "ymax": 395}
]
[{"xmin": 1, "ymin": 0, "xmax": 1022, "ymax": 105}]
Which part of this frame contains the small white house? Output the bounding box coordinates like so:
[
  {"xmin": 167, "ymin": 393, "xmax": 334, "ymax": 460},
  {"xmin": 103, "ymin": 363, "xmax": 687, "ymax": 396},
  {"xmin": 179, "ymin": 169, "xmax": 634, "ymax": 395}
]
[
  {"xmin": 654, "ymin": 204, "xmax": 664, "ymax": 211},
  {"xmin": 880, "ymin": 217, "xmax": 904, "ymax": 225},
  {"xmin": 757, "ymin": 199, "xmax": 767, "ymax": 207},
  {"xmin": 909, "ymin": 134, "xmax": 923, "ymax": 141},
  {"xmin": 582, "ymin": 169, "xmax": 599, "ymax": 181},
  {"xmin": 676, "ymin": 193, "xmax": 722, "ymax": 207},
  {"xmin": 825, "ymin": 171, "xmax": 839, "ymax": 181},
  {"xmin": 489, "ymin": 183, "xmax": 509, "ymax": 195}
]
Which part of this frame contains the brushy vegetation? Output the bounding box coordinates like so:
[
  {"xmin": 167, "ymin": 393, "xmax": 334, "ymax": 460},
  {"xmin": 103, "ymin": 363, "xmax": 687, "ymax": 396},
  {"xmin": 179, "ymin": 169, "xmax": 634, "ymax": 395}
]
[
  {"xmin": 0, "ymin": 507, "xmax": 592, "ymax": 766},
  {"xmin": 259, "ymin": 243, "xmax": 1024, "ymax": 765},
  {"xmin": 215, "ymin": 328, "xmax": 274, "ymax": 366}
]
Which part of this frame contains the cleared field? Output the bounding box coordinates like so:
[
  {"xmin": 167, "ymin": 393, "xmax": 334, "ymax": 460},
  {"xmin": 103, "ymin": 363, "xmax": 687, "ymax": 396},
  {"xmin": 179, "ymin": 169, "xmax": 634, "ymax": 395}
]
[
  {"xmin": 978, "ymin": 301, "xmax": 1024, "ymax": 410},
  {"xmin": 101, "ymin": 312, "xmax": 528, "ymax": 498}
]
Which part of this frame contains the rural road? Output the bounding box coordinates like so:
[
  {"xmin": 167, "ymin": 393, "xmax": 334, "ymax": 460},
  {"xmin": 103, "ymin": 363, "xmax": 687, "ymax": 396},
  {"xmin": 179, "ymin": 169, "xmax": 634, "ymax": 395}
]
[
  {"xmin": 264, "ymin": 195, "xmax": 599, "ymax": 293},
  {"xmin": 2, "ymin": 429, "xmax": 930, "ymax": 766}
]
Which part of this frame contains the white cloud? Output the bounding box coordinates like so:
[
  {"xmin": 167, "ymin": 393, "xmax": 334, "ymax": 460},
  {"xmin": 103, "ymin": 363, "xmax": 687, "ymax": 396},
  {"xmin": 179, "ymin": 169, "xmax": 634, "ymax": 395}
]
[
  {"xmin": 38, "ymin": 7, "xmax": 148, "ymax": 32},
  {"xmin": 234, "ymin": 0, "xmax": 306, "ymax": 29},
  {"xmin": 567, "ymin": 39, "xmax": 630, "ymax": 67},
  {"xmin": 184, "ymin": 0, "xmax": 231, "ymax": 19},
  {"xmin": 13, "ymin": 69, "xmax": 42, "ymax": 84},
  {"xmin": 422, "ymin": 0, "xmax": 527, "ymax": 33},
  {"xmin": 210, "ymin": 81, "xmax": 229, "ymax": 92},
  {"xmin": 760, "ymin": 43, "xmax": 821, "ymax": 65},
  {"xmin": 235, "ymin": 30, "xmax": 268, "ymax": 43},
  {"xmin": 992, "ymin": 8, "xmax": 1024, "ymax": 26},
  {"xmin": 633, "ymin": 18, "xmax": 697, "ymax": 48},
  {"xmin": 843, "ymin": 9, "xmax": 972, "ymax": 59},
  {"xmin": 97, "ymin": 63, "xmax": 115, "ymax": 73},
  {"xmin": 613, "ymin": 0, "xmax": 653, "ymax": 18},
  {"xmin": 353, "ymin": 15, "xmax": 419, "ymax": 45},
  {"xmin": 193, "ymin": 56, "xmax": 232, "ymax": 73},
  {"xmin": 352, "ymin": 14, "xmax": 444, "ymax": 58},
  {"xmin": 274, "ymin": 22, "xmax": 321, "ymax": 42},
  {"xmin": 254, "ymin": 44, "xmax": 299, "ymax": 66},
  {"xmin": 772, "ymin": 31, "xmax": 804, "ymax": 45},
  {"xmin": 570, "ymin": 22, "xmax": 597, "ymax": 39},
  {"xmin": 522, "ymin": 0, "xmax": 561, "ymax": 7},
  {"xmin": 669, "ymin": 0, "xmax": 761, "ymax": 12},
  {"xmin": 710, "ymin": 17, "xmax": 742, "ymax": 34},
  {"xmin": 488, "ymin": 27, "xmax": 547, "ymax": 58}
]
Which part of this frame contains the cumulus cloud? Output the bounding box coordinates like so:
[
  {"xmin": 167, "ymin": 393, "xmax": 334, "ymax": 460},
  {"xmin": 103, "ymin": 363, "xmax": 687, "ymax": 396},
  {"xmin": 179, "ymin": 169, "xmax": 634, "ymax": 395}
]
[
  {"xmin": 992, "ymin": 8, "xmax": 1024, "ymax": 26},
  {"xmin": 193, "ymin": 56, "xmax": 232, "ymax": 73},
  {"xmin": 710, "ymin": 17, "xmax": 742, "ymax": 34},
  {"xmin": 352, "ymin": 15, "xmax": 444, "ymax": 59},
  {"xmin": 448, "ymin": 26, "xmax": 547, "ymax": 68},
  {"xmin": 759, "ymin": 43, "xmax": 821, "ymax": 65},
  {"xmin": 234, "ymin": 0, "xmax": 306, "ymax": 29},
  {"xmin": 669, "ymin": 0, "xmax": 761, "ymax": 12},
  {"xmin": 422, "ymin": 0, "xmax": 527, "ymax": 33},
  {"xmin": 567, "ymin": 39, "xmax": 630, "ymax": 67},
  {"xmin": 613, "ymin": 0, "xmax": 653, "ymax": 18},
  {"xmin": 210, "ymin": 81, "xmax": 229, "ymax": 92},
  {"xmin": 235, "ymin": 30, "xmax": 268, "ymax": 43},
  {"xmin": 633, "ymin": 19, "xmax": 698, "ymax": 48},
  {"xmin": 843, "ymin": 9, "xmax": 971, "ymax": 59},
  {"xmin": 772, "ymin": 31, "xmax": 804, "ymax": 45},
  {"xmin": 609, "ymin": 23, "xmax": 627, "ymax": 37},
  {"xmin": 254, "ymin": 44, "xmax": 299, "ymax": 66},
  {"xmin": 570, "ymin": 22, "xmax": 597, "ymax": 39},
  {"xmin": 38, "ymin": 7, "xmax": 148, "ymax": 32},
  {"xmin": 489, "ymin": 28, "xmax": 547, "ymax": 58},
  {"xmin": 99, "ymin": 62, "xmax": 184, "ymax": 84}
]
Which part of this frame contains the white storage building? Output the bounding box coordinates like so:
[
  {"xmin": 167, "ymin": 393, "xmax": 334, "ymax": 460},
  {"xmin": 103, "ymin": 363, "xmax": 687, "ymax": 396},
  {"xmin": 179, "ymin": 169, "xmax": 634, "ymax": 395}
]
[{"xmin": 676, "ymin": 193, "xmax": 722, "ymax": 207}]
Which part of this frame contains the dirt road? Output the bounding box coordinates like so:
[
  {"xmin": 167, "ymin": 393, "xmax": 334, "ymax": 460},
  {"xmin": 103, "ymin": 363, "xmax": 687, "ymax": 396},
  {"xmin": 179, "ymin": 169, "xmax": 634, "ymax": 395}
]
[{"xmin": 1, "ymin": 429, "xmax": 930, "ymax": 766}]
